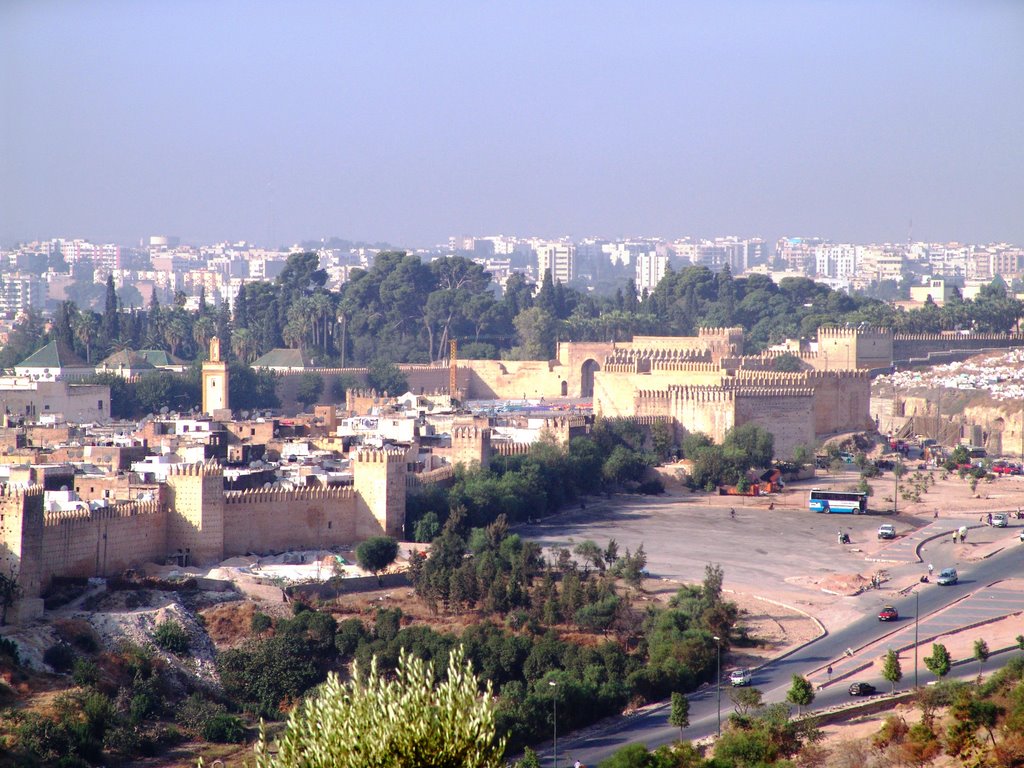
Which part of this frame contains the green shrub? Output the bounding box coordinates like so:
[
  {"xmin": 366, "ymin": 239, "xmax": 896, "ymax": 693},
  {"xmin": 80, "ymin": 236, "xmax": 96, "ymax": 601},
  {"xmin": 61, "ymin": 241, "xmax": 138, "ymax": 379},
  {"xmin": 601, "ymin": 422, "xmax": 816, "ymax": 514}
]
[
  {"xmin": 72, "ymin": 659, "xmax": 100, "ymax": 687},
  {"xmin": 251, "ymin": 611, "xmax": 272, "ymax": 635},
  {"xmin": 0, "ymin": 636, "xmax": 21, "ymax": 665},
  {"xmin": 43, "ymin": 642, "xmax": 76, "ymax": 673},
  {"xmin": 335, "ymin": 618, "xmax": 369, "ymax": 657},
  {"xmin": 128, "ymin": 674, "xmax": 163, "ymax": 724},
  {"xmin": 203, "ymin": 713, "xmax": 246, "ymax": 743},
  {"xmin": 153, "ymin": 619, "xmax": 190, "ymax": 655},
  {"xmin": 176, "ymin": 693, "xmax": 226, "ymax": 736}
]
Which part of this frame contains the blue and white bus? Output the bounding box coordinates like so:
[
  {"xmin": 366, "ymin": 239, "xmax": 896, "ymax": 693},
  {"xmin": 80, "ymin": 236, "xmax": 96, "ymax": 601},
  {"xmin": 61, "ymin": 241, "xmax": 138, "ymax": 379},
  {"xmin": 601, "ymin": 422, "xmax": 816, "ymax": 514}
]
[{"xmin": 808, "ymin": 489, "xmax": 867, "ymax": 514}]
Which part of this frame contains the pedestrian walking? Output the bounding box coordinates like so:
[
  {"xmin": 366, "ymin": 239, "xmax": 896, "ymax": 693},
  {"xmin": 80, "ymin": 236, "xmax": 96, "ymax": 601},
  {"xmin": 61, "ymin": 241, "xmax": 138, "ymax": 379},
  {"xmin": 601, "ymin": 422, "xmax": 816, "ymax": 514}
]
[
  {"xmin": 927, "ymin": 563, "xmax": 934, "ymax": 576},
  {"xmin": 827, "ymin": 664, "xmax": 833, "ymax": 682},
  {"xmin": 987, "ymin": 512, "xmax": 993, "ymax": 525}
]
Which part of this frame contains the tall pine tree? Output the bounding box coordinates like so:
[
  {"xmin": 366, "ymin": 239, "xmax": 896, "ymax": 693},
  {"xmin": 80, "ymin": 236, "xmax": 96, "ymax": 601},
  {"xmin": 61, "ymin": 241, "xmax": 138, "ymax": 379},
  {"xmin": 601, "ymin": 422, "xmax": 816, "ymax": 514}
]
[
  {"xmin": 101, "ymin": 275, "xmax": 120, "ymax": 348},
  {"xmin": 234, "ymin": 284, "xmax": 249, "ymax": 329}
]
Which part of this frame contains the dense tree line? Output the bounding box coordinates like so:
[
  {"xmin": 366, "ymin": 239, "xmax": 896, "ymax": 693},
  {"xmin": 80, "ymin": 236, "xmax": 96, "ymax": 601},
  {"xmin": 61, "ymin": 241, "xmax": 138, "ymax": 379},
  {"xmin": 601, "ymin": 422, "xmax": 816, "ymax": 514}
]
[
  {"xmin": 406, "ymin": 418, "xmax": 670, "ymax": 541},
  {"xmin": 4, "ymin": 252, "xmax": 1022, "ymax": 376},
  {"xmin": 213, "ymin": 539, "xmax": 737, "ymax": 754}
]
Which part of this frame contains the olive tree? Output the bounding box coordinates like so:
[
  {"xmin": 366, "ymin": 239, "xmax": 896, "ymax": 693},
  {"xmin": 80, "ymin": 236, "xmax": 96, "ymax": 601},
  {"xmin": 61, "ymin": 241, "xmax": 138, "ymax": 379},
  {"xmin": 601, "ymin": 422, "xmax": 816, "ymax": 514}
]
[
  {"xmin": 250, "ymin": 646, "xmax": 505, "ymax": 768},
  {"xmin": 786, "ymin": 674, "xmax": 815, "ymax": 716},
  {"xmin": 355, "ymin": 536, "xmax": 399, "ymax": 585}
]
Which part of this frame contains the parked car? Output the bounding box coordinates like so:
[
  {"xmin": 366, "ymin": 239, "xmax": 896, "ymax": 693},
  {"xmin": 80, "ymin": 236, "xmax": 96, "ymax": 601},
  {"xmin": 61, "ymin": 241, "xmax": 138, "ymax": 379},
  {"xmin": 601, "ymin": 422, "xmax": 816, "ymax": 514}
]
[
  {"xmin": 730, "ymin": 668, "xmax": 752, "ymax": 686},
  {"xmin": 937, "ymin": 567, "xmax": 958, "ymax": 585},
  {"xmin": 878, "ymin": 605, "xmax": 899, "ymax": 621},
  {"xmin": 992, "ymin": 513, "xmax": 1008, "ymax": 528},
  {"xmin": 848, "ymin": 682, "xmax": 877, "ymax": 696},
  {"xmin": 877, "ymin": 524, "xmax": 897, "ymax": 540}
]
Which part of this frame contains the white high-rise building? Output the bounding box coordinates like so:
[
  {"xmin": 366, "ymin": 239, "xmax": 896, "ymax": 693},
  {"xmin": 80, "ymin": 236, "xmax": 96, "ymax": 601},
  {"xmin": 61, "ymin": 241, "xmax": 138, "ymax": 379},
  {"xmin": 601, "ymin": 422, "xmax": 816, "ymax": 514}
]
[
  {"xmin": 635, "ymin": 252, "xmax": 668, "ymax": 293},
  {"xmin": 814, "ymin": 244, "xmax": 858, "ymax": 279},
  {"xmin": 536, "ymin": 243, "xmax": 575, "ymax": 284}
]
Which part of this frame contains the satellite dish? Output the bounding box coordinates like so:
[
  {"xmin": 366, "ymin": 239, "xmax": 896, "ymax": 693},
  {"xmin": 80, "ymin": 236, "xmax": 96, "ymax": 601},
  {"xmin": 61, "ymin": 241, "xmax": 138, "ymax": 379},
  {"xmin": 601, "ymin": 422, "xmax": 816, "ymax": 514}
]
[{"xmin": 160, "ymin": 406, "xmax": 169, "ymax": 414}]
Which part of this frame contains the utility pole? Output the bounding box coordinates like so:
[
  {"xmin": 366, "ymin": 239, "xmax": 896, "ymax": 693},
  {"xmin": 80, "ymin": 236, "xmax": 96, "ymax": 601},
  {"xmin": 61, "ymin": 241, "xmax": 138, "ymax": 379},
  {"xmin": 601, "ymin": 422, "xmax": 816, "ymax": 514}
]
[
  {"xmin": 914, "ymin": 590, "xmax": 920, "ymax": 689},
  {"xmin": 549, "ymin": 679, "xmax": 558, "ymax": 768},
  {"xmin": 713, "ymin": 635, "xmax": 722, "ymax": 736}
]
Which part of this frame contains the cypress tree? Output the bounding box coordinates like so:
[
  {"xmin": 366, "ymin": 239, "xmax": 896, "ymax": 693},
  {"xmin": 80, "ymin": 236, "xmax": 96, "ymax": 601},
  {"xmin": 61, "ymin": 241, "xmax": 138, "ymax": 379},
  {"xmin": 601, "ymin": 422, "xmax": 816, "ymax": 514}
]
[
  {"xmin": 102, "ymin": 275, "xmax": 120, "ymax": 345},
  {"xmin": 234, "ymin": 284, "xmax": 249, "ymax": 329}
]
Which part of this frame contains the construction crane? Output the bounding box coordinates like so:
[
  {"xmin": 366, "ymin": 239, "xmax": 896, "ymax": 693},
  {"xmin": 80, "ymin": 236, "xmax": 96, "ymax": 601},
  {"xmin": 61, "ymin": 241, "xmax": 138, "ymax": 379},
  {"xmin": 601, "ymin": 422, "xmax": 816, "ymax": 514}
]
[{"xmin": 449, "ymin": 338, "xmax": 458, "ymax": 401}]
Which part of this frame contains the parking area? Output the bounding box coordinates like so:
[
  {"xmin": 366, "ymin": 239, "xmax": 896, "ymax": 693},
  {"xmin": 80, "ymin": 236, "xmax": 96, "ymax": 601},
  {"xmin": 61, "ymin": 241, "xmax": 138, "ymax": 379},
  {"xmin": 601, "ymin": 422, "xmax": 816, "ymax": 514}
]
[{"xmin": 518, "ymin": 493, "xmax": 914, "ymax": 605}]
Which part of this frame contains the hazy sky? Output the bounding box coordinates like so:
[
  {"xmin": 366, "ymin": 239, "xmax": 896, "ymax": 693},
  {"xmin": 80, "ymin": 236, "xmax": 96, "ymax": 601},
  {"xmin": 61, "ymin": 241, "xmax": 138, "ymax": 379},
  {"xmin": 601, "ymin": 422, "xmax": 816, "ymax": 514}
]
[{"xmin": 2, "ymin": 1, "xmax": 1022, "ymax": 248}]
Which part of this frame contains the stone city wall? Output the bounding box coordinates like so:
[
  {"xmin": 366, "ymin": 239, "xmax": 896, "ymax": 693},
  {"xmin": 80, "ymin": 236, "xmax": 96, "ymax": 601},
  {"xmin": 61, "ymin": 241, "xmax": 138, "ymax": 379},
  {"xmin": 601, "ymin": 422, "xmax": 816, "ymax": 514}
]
[
  {"xmin": 38, "ymin": 500, "xmax": 167, "ymax": 586},
  {"xmin": 732, "ymin": 370, "xmax": 871, "ymax": 435},
  {"xmin": 223, "ymin": 486, "xmax": 359, "ymax": 555},
  {"xmin": 892, "ymin": 333, "xmax": 1024, "ymax": 367},
  {"xmin": 733, "ymin": 388, "xmax": 815, "ymax": 460}
]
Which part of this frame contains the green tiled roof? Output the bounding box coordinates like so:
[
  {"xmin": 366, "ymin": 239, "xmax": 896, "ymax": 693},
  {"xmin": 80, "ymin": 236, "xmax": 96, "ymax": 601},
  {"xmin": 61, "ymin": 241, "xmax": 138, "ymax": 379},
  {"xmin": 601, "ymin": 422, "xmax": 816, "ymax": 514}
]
[
  {"xmin": 97, "ymin": 349, "xmax": 156, "ymax": 369},
  {"xmin": 17, "ymin": 340, "xmax": 90, "ymax": 369},
  {"xmin": 252, "ymin": 348, "xmax": 313, "ymax": 368},
  {"xmin": 138, "ymin": 349, "xmax": 185, "ymax": 366}
]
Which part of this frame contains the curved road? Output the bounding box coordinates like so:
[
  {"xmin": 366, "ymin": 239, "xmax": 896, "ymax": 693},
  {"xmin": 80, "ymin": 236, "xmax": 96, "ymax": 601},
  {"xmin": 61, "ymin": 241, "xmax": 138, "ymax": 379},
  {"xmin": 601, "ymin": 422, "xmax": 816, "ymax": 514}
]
[{"xmin": 542, "ymin": 543, "xmax": 1024, "ymax": 767}]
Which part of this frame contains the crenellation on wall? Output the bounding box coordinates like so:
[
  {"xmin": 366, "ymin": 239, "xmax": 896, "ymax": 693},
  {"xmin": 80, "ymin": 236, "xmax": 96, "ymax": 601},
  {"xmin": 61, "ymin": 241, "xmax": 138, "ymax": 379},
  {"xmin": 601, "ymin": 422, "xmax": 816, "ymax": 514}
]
[{"xmin": 492, "ymin": 442, "xmax": 533, "ymax": 456}]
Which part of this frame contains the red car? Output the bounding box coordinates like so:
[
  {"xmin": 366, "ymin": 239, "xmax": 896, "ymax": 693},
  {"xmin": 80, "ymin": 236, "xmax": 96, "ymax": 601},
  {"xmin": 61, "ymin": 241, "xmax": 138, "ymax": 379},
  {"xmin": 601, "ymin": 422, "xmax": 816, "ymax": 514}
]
[{"xmin": 878, "ymin": 605, "xmax": 899, "ymax": 621}]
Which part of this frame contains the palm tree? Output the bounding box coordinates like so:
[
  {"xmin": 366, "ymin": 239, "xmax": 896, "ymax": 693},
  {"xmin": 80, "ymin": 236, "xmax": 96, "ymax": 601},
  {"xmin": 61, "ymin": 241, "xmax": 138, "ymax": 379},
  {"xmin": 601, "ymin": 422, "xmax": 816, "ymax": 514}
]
[
  {"xmin": 307, "ymin": 292, "xmax": 330, "ymax": 352},
  {"xmin": 285, "ymin": 301, "xmax": 314, "ymax": 349},
  {"xmin": 231, "ymin": 328, "xmax": 258, "ymax": 363},
  {"xmin": 192, "ymin": 316, "xmax": 216, "ymax": 358},
  {"xmin": 163, "ymin": 313, "xmax": 190, "ymax": 358},
  {"xmin": 73, "ymin": 311, "xmax": 100, "ymax": 363}
]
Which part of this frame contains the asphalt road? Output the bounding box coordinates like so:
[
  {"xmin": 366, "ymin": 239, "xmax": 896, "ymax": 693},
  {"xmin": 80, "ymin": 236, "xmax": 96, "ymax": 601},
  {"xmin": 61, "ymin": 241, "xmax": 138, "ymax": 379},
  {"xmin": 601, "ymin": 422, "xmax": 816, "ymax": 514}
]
[{"xmin": 540, "ymin": 544, "xmax": 1024, "ymax": 767}]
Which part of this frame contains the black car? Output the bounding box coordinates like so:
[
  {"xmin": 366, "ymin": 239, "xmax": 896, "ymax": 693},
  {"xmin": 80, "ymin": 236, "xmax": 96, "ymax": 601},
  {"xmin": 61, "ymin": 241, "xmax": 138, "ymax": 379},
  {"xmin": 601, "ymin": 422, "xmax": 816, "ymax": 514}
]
[{"xmin": 848, "ymin": 682, "xmax": 877, "ymax": 696}]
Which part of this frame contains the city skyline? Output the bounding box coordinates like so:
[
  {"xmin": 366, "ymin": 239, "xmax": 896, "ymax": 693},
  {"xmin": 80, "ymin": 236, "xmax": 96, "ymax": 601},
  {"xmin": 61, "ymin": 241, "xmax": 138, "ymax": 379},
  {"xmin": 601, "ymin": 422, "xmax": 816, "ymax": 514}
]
[{"xmin": 2, "ymin": 1, "xmax": 1022, "ymax": 248}]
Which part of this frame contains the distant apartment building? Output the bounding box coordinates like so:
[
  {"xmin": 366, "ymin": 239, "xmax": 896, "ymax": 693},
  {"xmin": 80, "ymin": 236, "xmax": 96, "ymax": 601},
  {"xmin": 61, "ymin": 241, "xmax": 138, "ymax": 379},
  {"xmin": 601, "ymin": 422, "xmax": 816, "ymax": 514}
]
[
  {"xmin": 536, "ymin": 242, "xmax": 575, "ymax": 284},
  {"xmin": 910, "ymin": 277, "xmax": 956, "ymax": 305},
  {"xmin": 814, "ymin": 244, "xmax": 858, "ymax": 280},
  {"xmin": 775, "ymin": 237, "xmax": 826, "ymax": 274},
  {"xmin": 635, "ymin": 251, "xmax": 668, "ymax": 293},
  {"xmin": 986, "ymin": 247, "xmax": 1023, "ymax": 278},
  {"xmin": 54, "ymin": 239, "xmax": 123, "ymax": 271},
  {"xmin": 601, "ymin": 241, "xmax": 650, "ymax": 267},
  {"xmin": 0, "ymin": 272, "xmax": 45, "ymax": 315},
  {"xmin": 670, "ymin": 237, "xmax": 763, "ymax": 273},
  {"xmin": 871, "ymin": 251, "xmax": 905, "ymax": 284}
]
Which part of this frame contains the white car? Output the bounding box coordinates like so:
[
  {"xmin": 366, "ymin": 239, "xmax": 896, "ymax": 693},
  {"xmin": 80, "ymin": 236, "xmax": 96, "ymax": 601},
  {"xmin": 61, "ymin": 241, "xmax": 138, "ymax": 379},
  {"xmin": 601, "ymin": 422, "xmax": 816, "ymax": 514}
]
[
  {"xmin": 877, "ymin": 524, "xmax": 897, "ymax": 540},
  {"xmin": 730, "ymin": 668, "xmax": 752, "ymax": 686},
  {"xmin": 992, "ymin": 513, "xmax": 1008, "ymax": 528}
]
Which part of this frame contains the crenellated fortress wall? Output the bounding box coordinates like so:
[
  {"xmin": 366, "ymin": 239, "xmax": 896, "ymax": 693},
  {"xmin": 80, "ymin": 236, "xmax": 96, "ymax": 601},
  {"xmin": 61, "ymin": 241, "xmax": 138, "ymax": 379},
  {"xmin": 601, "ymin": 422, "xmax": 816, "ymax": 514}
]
[{"xmin": 1, "ymin": 447, "xmax": 408, "ymax": 623}]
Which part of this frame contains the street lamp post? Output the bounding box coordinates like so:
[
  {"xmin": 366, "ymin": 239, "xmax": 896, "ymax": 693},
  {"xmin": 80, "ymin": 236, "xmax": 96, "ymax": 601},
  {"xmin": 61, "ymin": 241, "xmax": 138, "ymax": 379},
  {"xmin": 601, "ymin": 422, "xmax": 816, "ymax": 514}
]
[
  {"xmin": 549, "ymin": 679, "xmax": 558, "ymax": 768},
  {"xmin": 713, "ymin": 635, "xmax": 722, "ymax": 737},
  {"xmin": 914, "ymin": 590, "xmax": 919, "ymax": 689}
]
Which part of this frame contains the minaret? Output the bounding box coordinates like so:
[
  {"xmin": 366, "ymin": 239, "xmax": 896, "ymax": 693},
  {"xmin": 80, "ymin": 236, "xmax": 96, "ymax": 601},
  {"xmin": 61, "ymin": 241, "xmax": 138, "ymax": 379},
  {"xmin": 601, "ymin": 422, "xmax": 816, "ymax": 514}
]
[{"xmin": 201, "ymin": 336, "xmax": 229, "ymax": 415}]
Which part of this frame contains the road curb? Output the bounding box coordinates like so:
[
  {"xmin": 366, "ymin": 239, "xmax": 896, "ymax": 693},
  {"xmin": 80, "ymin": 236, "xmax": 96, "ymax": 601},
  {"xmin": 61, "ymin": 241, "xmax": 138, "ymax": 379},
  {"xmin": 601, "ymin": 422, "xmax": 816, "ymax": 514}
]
[
  {"xmin": 913, "ymin": 522, "xmax": 987, "ymax": 563},
  {"xmin": 814, "ymin": 581, "xmax": 1021, "ymax": 688},
  {"xmin": 722, "ymin": 589, "xmax": 828, "ymax": 672}
]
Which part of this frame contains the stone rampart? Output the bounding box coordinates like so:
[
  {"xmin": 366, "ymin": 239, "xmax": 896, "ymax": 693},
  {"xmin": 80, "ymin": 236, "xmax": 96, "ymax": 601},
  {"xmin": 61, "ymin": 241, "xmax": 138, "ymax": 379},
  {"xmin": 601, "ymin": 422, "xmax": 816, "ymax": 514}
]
[
  {"xmin": 733, "ymin": 389, "xmax": 815, "ymax": 460},
  {"xmin": 223, "ymin": 486, "xmax": 361, "ymax": 555},
  {"xmin": 492, "ymin": 442, "xmax": 533, "ymax": 457},
  {"xmin": 405, "ymin": 465, "xmax": 456, "ymax": 488},
  {"xmin": 892, "ymin": 333, "xmax": 1024, "ymax": 366},
  {"xmin": 38, "ymin": 499, "xmax": 167, "ymax": 586}
]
